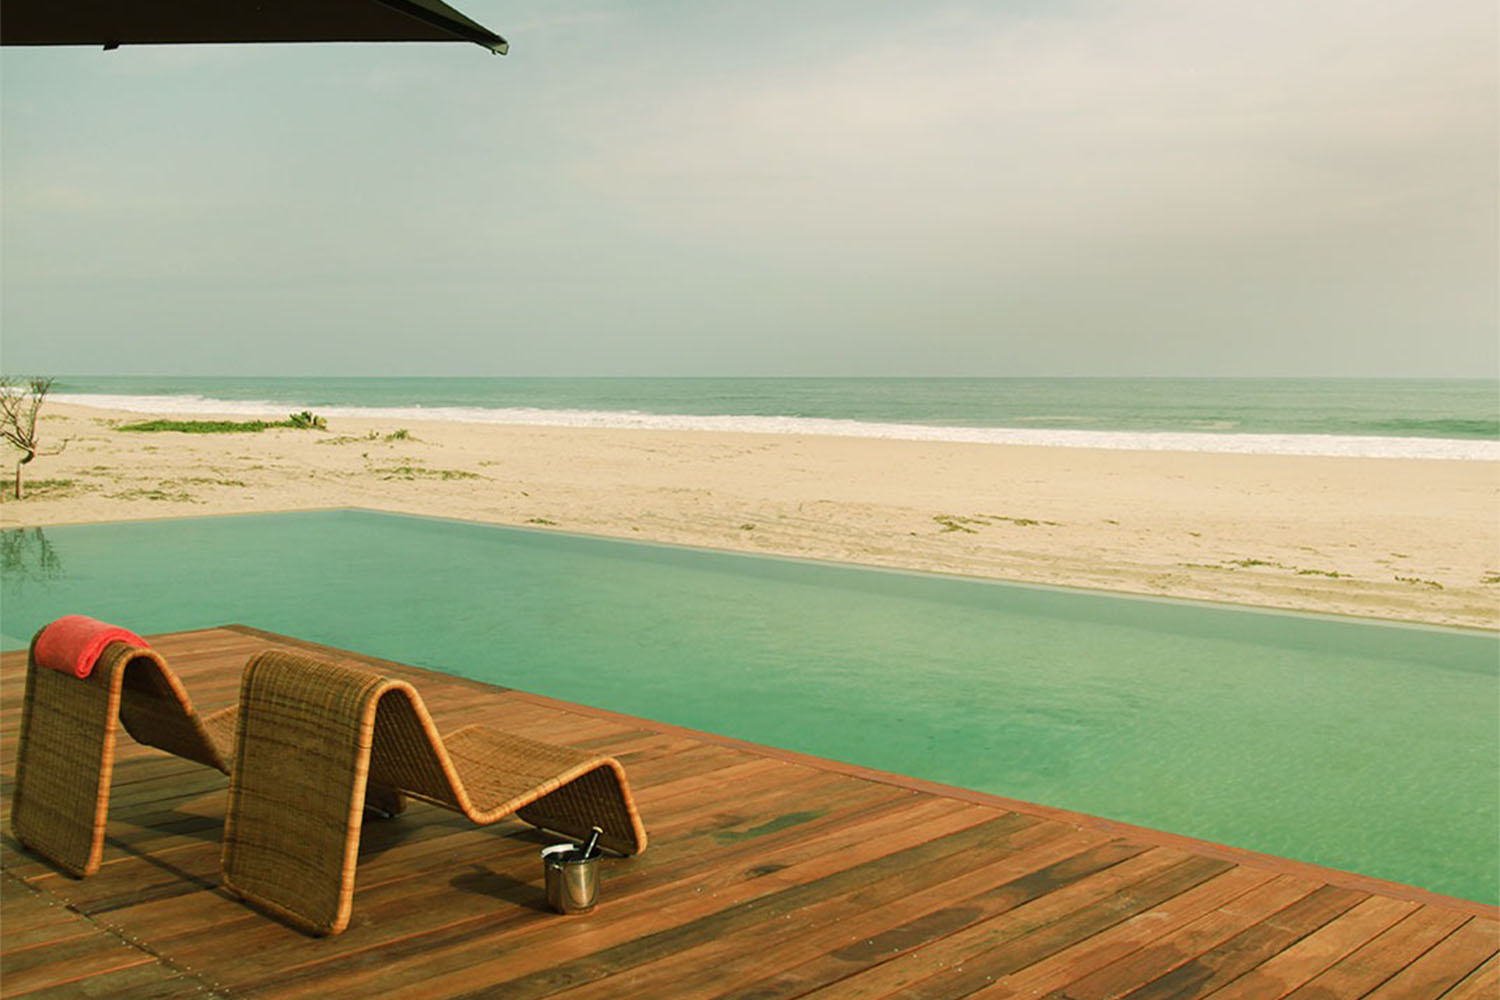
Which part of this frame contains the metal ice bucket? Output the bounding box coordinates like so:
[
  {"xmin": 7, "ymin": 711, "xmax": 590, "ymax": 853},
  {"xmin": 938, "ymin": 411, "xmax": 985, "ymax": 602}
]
[{"xmin": 542, "ymin": 843, "xmax": 600, "ymax": 914}]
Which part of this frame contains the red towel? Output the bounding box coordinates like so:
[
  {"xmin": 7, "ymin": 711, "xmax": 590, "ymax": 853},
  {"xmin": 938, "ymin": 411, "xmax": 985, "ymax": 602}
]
[{"xmin": 33, "ymin": 616, "xmax": 150, "ymax": 679}]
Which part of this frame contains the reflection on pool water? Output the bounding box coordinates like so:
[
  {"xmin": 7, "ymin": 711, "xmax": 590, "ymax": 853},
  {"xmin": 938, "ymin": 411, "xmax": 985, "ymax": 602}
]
[{"xmin": 2, "ymin": 510, "xmax": 1496, "ymax": 903}]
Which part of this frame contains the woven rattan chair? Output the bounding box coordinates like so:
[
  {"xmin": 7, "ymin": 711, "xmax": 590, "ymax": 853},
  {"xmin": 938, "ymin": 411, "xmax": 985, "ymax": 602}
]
[
  {"xmin": 221, "ymin": 649, "xmax": 648, "ymax": 935},
  {"xmin": 9, "ymin": 636, "xmax": 237, "ymax": 877}
]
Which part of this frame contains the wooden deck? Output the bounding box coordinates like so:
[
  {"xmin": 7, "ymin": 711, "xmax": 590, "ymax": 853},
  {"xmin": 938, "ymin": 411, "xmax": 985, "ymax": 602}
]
[{"xmin": 1, "ymin": 627, "xmax": 1495, "ymax": 999}]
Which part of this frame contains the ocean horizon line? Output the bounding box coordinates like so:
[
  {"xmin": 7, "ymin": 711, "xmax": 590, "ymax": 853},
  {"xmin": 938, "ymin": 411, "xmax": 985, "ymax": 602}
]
[{"xmin": 28, "ymin": 374, "xmax": 1500, "ymax": 389}]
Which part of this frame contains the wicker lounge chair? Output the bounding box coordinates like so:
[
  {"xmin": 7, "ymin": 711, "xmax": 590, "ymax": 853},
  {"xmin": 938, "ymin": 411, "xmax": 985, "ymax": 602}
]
[
  {"xmin": 9, "ymin": 635, "xmax": 237, "ymax": 877},
  {"xmin": 221, "ymin": 649, "xmax": 648, "ymax": 936}
]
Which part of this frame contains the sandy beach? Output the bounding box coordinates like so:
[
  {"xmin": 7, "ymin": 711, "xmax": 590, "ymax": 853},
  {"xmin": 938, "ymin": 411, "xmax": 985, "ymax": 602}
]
[{"xmin": 2, "ymin": 401, "xmax": 1496, "ymax": 630}]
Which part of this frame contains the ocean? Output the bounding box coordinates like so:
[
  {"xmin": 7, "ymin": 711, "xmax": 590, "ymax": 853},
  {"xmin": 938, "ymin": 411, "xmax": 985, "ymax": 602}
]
[{"xmin": 49, "ymin": 376, "xmax": 1500, "ymax": 460}]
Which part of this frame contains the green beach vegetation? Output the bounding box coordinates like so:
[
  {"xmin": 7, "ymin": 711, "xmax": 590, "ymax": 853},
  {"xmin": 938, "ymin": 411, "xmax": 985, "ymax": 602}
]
[
  {"xmin": 121, "ymin": 419, "xmax": 286, "ymax": 433},
  {"xmin": 105, "ymin": 487, "xmax": 199, "ymax": 503},
  {"xmin": 318, "ymin": 428, "xmax": 414, "ymax": 445},
  {"xmin": 19, "ymin": 478, "xmax": 80, "ymax": 499},
  {"xmin": 287, "ymin": 411, "xmax": 326, "ymax": 429},
  {"xmin": 933, "ymin": 513, "xmax": 1062, "ymax": 534},
  {"xmin": 372, "ymin": 464, "xmax": 482, "ymax": 481},
  {"xmin": 120, "ymin": 411, "xmax": 328, "ymax": 434}
]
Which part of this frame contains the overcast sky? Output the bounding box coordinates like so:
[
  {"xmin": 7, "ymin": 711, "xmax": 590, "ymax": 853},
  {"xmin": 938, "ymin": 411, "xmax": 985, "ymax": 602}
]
[{"xmin": 2, "ymin": 0, "xmax": 1495, "ymax": 377}]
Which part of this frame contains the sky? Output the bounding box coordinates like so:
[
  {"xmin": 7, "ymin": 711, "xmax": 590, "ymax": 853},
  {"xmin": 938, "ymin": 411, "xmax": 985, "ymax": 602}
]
[{"xmin": 1, "ymin": 0, "xmax": 1495, "ymax": 377}]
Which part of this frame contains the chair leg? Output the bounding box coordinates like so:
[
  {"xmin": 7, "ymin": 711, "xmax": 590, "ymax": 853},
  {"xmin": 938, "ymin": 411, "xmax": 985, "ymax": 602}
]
[
  {"xmin": 10, "ymin": 665, "xmax": 123, "ymax": 878},
  {"xmin": 220, "ymin": 676, "xmax": 376, "ymax": 936},
  {"xmin": 364, "ymin": 782, "xmax": 407, "ymax": 818}
]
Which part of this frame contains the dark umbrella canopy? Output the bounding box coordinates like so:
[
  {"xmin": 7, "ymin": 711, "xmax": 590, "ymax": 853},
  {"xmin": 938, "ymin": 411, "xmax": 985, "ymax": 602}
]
[{"xmin": 1, "ymin": 0, "xmax": 507, "ymax": 54}]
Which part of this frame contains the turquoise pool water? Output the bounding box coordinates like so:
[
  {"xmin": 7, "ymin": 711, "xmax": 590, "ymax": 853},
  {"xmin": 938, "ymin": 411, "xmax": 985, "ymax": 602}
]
[{"xmin": 2, "ymin": 510, "xmax": 1496, "ymax": 903}]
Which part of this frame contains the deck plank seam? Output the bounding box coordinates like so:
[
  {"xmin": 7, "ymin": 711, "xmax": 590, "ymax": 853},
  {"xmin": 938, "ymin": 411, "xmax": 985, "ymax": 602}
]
[
  {"xmin": 1362, "ymin": 916, "xmax": 1480, "ymax": 998},
  {"xmin": 771, "ymin": 852, "xmax": 1238, "ymax": 1000},
  {"xmin": 1115, "ymin": 884, "xmax": 1371, "ymax": 1000},
  {"xmin": 3, "ymin": 868, "xmax": 231, "ymax": 999}
]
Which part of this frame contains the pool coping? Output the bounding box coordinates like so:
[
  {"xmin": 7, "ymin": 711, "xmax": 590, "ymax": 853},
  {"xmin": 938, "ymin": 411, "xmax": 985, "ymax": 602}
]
[{"xmin": 226, "ymin": 622, "xmax": 1500, "ymax": 920}]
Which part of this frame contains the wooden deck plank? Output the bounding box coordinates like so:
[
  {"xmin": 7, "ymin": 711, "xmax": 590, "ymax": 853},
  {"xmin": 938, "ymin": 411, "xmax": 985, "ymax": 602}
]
[
  {"xmin": 1088, "ymin": 884, "xmax": 1369, "ymax": 1000},
  {"xmin": 894, "ymin": 855, "xmax": 1244, "ymax": 1000},
  {"xmin": 110, "ymin": 781, "xmax": 926, "ymax": 978},
  {"xmin": 1194, "ymin": 894, "xmax": 1421, "ymax": 1000},
  {"xmin": 1, "ymin": 626, "xmax": 1494, "ymax": 1000},
  {"xmin": 1, "ymin": 876, "xmax": 99, "ymax": 953},
  {"xmin": 0, "ymin": 876, "xmax": 170, "ymax": 1000},
  {"xmin": 1013, "ymin": 873, "xmax": 1324, "ymax": 999},
  {"xmin": 958, "ymin": 866, "xmax": 1280, "ymax": 999},
  {"xmin": 607, "ymin": 847, "xmax": 1230, "ymax": 1000},
  {"xmin": 1279, "ymin": 906, "xmax": 1475, "ymax": 1000},
  {"xmin": 531, "ymin": 818, "xmax": 1100, "ymax": 1000},
  {"xmin": 1440, "ymin": 951, "xmax": 1499, "ymax": 1000},
  {"xmin": 357, "ymin": 809, "xmax": 1032, "ymax": 1000},
  {"xmin": 140, "ymin": 781, "xmax": 942, "ymax": 993},
  {"xmin": 785, "ymin": 847, "xmax": 1204, "ymax": 1000},
  {"xmin": 0, "ymin": 934, "xmax": 158, "ymax": 999},
  {"xmin": 238, "ymin": 802, "xmax": 1011, "ymax": 999},
  {"xmin": 3, "ymin": 961, "xmax": 215, "ymax": 1000},
  {"xmin": 1358, "ymin": 918, "xmax": 1499, "ymax": 1000}
]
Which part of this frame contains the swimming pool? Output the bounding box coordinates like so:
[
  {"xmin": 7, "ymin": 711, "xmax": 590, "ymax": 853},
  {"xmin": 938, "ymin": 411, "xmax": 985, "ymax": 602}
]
[{"xmin": 2, "ymin": 509, "xmax": 1495, "ymax": 903}]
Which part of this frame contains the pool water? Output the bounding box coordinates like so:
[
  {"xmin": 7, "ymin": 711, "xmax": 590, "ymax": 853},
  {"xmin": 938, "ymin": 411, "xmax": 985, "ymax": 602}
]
[{"xmin": 2, "ymin": 510, "xmax": 1496, "ymax": 903}]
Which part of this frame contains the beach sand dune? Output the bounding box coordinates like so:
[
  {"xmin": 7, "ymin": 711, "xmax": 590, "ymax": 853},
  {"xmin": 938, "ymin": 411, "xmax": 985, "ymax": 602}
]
[{"xmin": 3, "ymin": 403, "xmax": 1496, "ymax": 630}]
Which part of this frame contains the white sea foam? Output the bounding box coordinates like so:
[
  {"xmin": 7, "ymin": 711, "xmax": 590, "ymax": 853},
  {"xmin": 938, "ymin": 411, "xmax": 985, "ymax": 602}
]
[{"xmin": 54, "ymin": 393, "xmax": 1500, "ymax": 461}]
